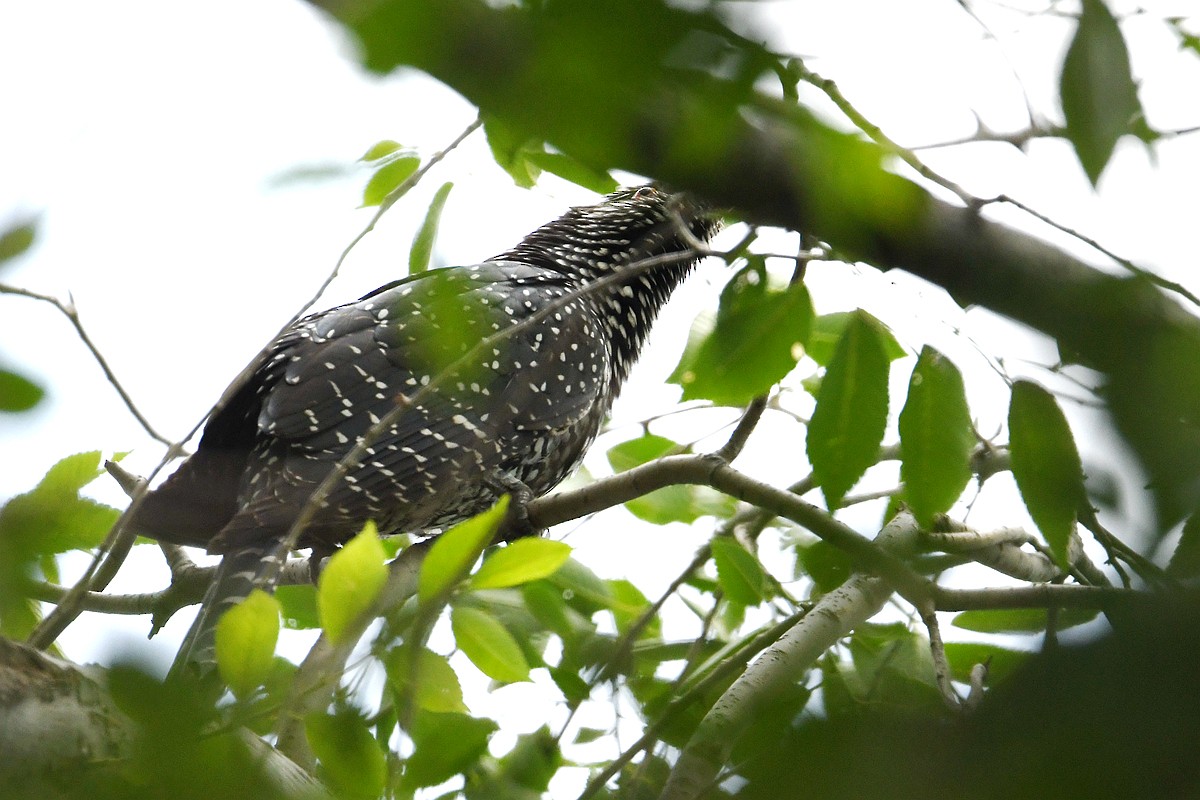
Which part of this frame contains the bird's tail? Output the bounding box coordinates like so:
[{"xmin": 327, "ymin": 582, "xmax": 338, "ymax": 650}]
[{"xmin": 169, "ymin": 543, "xmax": 285, "ymax": 682}]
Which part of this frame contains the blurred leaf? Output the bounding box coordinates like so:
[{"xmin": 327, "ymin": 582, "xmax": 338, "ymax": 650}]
[
  {"xmin": 573, "ymin": 726, "xmax": 607, "ymax": 745},
  {"xmin": 547, "ymin": 557, "xmax": 613, "ymax": 614},
  {"xmin": 1168, "ymin": 512, "xmax": 1200, "ymax": 579},
  {"xmin": 387, "ymin": 646, "xmax": 468, "ymax": 714},
  {"xmin": 215, "ymin": 589, "xmax": 280, "ymax": 701},
  {"xmin": 362, "ymin": 154, "xmax": 420, "ymax": 207},
  {"xmin": 710, "ymin": 537, "xmax": 770, "ymax": 605},
  {"xmin": 359, "ymin": 139, "xmax": 405, "ymax": 161},
  {"xmin": 0, "ymin": 368, "xmax": 44, "ymax": 412},
  {"xmin": 0, "ymin": 451, "xmax": 120, "ymax": 558},
  {"xmin": 484, "ymin": 116, "xmax": 543, "ymax": 188},
  {"xmin": 951, "ymin": 607, "xmax": 1099, "ymax": 633},
  {"xmin": 807, "ymin": 311, "xmax": 905, "ymax": 367},
  {"xmin": 807, "ymin": 311, "xmax": 891, "ymax": 508},
  {"xmin": 796, "ymin": 539, "xmax": 853, "ymax": 593},
  {"xmin": 469, "ymin": 538, "xmax": 571, "ymax": 590},
  {"xmin": 420, "ymin": 496, "xmax": 508, "ymax": 603},
  {"xmin": 551, "ymin": 665, "xmax": 591, "ymax": 706},
  {"xmin": 317, "ymin": 521, "xmax": 388, "ymax": 644},
  {"xmin": 671, "ymin": 265, "xmax": 814, "ymax": 405},
  {"xmin": 409, "ymin": 181, "xmax": 454, "ymax": 273},
  {"xmin": 474, "ymin": 727, "xmax": 562, "ymax": 797},
  {"xmin": 943, "ymin": 642, "xmax": 1030, "ymax": 685},
  {"xmin": 0, "ymin": 218, "xmax": 36, "ymax": 265},
  {"xmin": 1008, "ymin": 381, "xmax": 1086, "ymax": 568},
  {"xmin": 606, "ymin": 433, "xmax": 732, "ymax": 524},
  {"xmin": 275, "ymin": 584, "xmax": 318, "ymax": 629},
  {"xmin": 846, "ymin": 623, "xmax": 940, "ymax": 710},
  {"xmin": 451, "ymin": 605, "xmax": 531, "ymax": 682},
  {"xmin": 898, "ymin": 347, "xmax": 974, "ymax": 526},
  {"xmin": 404, "ymin": 710, "xmax": 497, "ymax": 789},
  {"xmin": 1060, "ymin": 0, "xmax": 1142, "ymax": 185},
  {"xmin": 306, "ymin": 710, "xmax": 388, "ymax": 798},
  {"xmin": 607, "ymin": 578, "xmax": 661, "ymax": 640},
  {"xmin": 526, "ymin": 150, "xmax": 618, "ymax": 193}
]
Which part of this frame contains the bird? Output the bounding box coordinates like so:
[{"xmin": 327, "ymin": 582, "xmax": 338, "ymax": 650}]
[{"xmin": 127, "ymin": 184, "xmax": 721, "ymax": 677}]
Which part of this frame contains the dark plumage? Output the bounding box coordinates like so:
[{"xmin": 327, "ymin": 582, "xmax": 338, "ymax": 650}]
[{"xmin": 130, "ymin": 185, "xmax": 719, "ymax": 674}]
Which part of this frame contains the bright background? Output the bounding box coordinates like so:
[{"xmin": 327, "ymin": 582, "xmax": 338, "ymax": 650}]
[{"xmin": 2, "ymin": 0, "xmax": 1197, "ymax": 686}]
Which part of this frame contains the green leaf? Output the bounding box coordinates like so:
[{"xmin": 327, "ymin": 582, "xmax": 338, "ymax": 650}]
[
  {"xmin": 525, "ymin": 150, "xmax": 618, "ymax": 194},
  {"xmin": 942, "ymin": 642, "xmax": 1030, "ymax": 685},
  {"xmin": 898, "ymin": 347, "xmax": 974, "ymax": 526},
  {"xmin": 807, "ymin": 311, "xmax": 905, "ymax": 367},
  {"xmin": 1060, "ymin": 0, "xmax": 1142, "ymax": 185},
  {"xmin": 1008, "ymin": 381, "xmax": 1086, "ymax": 569},
  {"xmin": 547, "ymin": 557, "xmax": 613, "ymax": 614},
  {"xmin": 404, "ymin": 710, "xmax": 496, "ymax": 789},
  {"xmin": 358, "ymin": 139, "xmax": 405, "ymax": 162},
  {"xmin": 214, "ymin": 589, "xmax": 281, "ymax": 701},
  {"xmin": 0, "ymin": 451, "xmax": 120, "ymax": 557},
  {"xmin": 469, "ymin": 538, "xmax": 571, "ymax": 590},
  {"xmin": 573, "ymin": 727, "xmax": 608, "ymax": 745},
  {"xmin": 0, "ymin": 219, "xmax": 36, "ymax": 265},
  {"xmin": 796, "ymin": 539, "xmax": 852, "ymax": 594},
  {"xmin": 710, "ymin": 537, "xmax": 770, "ymax": 605},
  {"xmin": 606, "ymin": 434, "xmax": 732, "ymax": 524},
  {"xmin": 306, "ymin": 710, "xmax": 388, "ymax": 798},
  {"xmin": 671, "ymin": 266, "xmax": 814, "ymax": 406},
  {"xmin": 807, "ymin": 311, "xmax": 892, "ymax": 508},
  {"xmin": 450, "ymin": 605, "xmax": 531, "ymax": 683},
  {"xmin": 362, "ymin": 154, "xmax": 420, "ymax": 207},
  {"xmin": 275, "ymin": 584, "xmax": 318, "ymax": 629},
  {"xmin": 951, "ymin": 607, "xmax": 1099, "ymax": 634},
  {"xmin": 493, "ymin": 727, "xmax": 562, "ymax": 793},
  {"xmin": 483, "ymin": 115, "xmax": 543, "ymax": 188},
  {"xmin": 1167, "ymin": 513, "xmax": 1200, "ymax": 579},
  {"xmin": 317, "ymin": 521, "xmax": 388, "ymax": 644},
  {"xmin": 419, "ymin": 496, "xmax": 509, "ymax": 603},
  {"xmin": 0, "ymin": 369, "xmax": 45, "ymax": 412},
  {"xmin": 386, "ymin": 646, "xmax": 468, "ymax": 714},
  {"xmin": 409, "ymin": 181, "xmax": 454, "ymax": 274},
  {"xmin": 607, "ymin": 578, "xmax": 661, "ymax": 640}
]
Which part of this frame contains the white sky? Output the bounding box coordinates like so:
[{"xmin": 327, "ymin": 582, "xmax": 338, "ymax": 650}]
[{"xmin": 2, "ymin": 0, "xmax": 1198, "ymax": 756}]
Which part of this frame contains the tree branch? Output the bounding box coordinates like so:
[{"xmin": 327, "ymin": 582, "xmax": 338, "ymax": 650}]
[{"xmin": 658, "ymin": 511, "xmax": 922, "ymax": 800}]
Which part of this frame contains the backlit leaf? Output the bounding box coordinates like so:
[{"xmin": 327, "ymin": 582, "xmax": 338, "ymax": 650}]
[
  {"xmin": 1060, "ymin": 0, "xmax": 1142, "ymax": 184},
  {"xmin": 306, "ymin": 710, "xmax": 388, "ymax": 798},
  {"xmin": 419, "ymin": 496, "xmax": 509, "ymax": 603},
  {"xmin": 404, "ymin": 710, "xmax": 496, "ymax": 788},
  {"xmin": 672, "ymin": 266, "xmax": 814, "ymax": 406},
  {"xmin": 469, "ymin": 538, "xmax": 571, "ymax": 590},
  {"xmin": 215, "ymin": 589, "xmax": 280, "ymax": 701},
  {"xmin": 362, "ymin": 154, "xmax": 420, "ymax": 207},
  {"xmin": 386, "ymin": 646, "xmax": 468, "ymax": 714},
  {"xmin": 409, "ymin": 181, "xmax": 454, "ymax": 273},
  {"xmin": 951, "ymin": 607, "xmax": 1099, "ymax": 634},
  {"xmin": 0, "ymin": 369, "xmax": 45, "ymax": 412},
  {"xmin": 1008, "ymin": 381, "xmax": 1086, "ymax": 569},
  {"xmin": 450, "ymin": 605, "xmax": 531, "ymax": 682},
  {"xmin": 710, "ymin": 537, "xmax": 770, "ymax": 605},
  {"xmin": 0, "ymin": 219, "xmax": 36, "ymax": 265},
  {"xmin": 807, "ymin": 311, "xmax": 891, "ymax": 508},
  {"xmin": 318, "ymin": 521, "xmax": 388, "ymax": 644},
  {"xmin": 899, "ymin": 347, "xmax": 974, "ymax": 526}
]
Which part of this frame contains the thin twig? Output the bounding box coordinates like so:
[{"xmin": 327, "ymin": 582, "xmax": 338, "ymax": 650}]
[
  {"xmin": 918, "ymin": 603, "xmax": 960, "ymax": 711},
  {"xmin": 713, "ymin": 396, "xmax": 767, "ymax": 462},
  {"xmin": 288, "ymin": 117, "xmax": 483, "ymax": 324},
  {"xmin": 0, "ymin": 283, "xmax": 170, "ymax": 444}
]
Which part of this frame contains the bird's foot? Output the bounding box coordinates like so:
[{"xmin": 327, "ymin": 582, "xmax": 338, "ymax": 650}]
[{"xmin": 486, "ymin": 475, "xmax": 539, "ymax": 542}]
